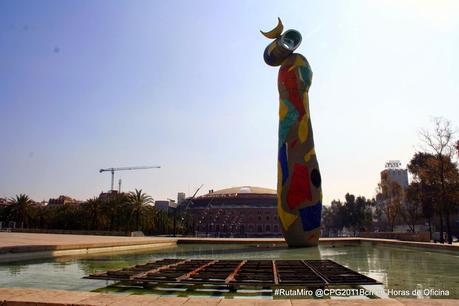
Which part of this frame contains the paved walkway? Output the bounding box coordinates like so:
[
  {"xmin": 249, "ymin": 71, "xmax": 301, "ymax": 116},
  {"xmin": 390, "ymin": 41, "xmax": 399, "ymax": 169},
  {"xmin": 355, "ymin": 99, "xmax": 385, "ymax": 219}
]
[
  {"xmin": 0, "ymin": 288, "xmax": 456, "ymax": 305},
  {"xmin": 0, "ymin": 232, "xmax": 177, "ymax": 263},
  {"xmin": 0, "ymin": 232, "xmax": 175, "ymax": 251}
]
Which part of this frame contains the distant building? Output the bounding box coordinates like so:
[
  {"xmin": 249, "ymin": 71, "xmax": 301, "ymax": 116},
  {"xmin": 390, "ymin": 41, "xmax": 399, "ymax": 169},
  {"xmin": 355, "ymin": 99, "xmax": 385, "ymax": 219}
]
[
  {"xmin": 36, "ymin": 200, "xmax": 48, "ymax": 207},
  {"xmin": 380, "ymin": 169, "xmax": 408, "ymax": 190},
  {"xmin": 154, "ymin": 200, "xmax": 172, "ymax": 211},
  {"xmin": 169, "ymin": 200, "xmax": 177, "ymax": 209},
  {"xmin": 185, "ymin": 186, "xmax": 280, "ymax": 238},
  {"xmin": 48, "ymin": 195, "xmax": 80, "ymax": 206},
  {"xmin": 99, "ymin": 190, "xmax": 126, "ymax": 201},
  {"xmin": 377, "ymin": 161, "xmax": 412, "ymax": 231},
  {"xmin": 177, "ymin": 192, "xmax": 186, "ymax": 205}
]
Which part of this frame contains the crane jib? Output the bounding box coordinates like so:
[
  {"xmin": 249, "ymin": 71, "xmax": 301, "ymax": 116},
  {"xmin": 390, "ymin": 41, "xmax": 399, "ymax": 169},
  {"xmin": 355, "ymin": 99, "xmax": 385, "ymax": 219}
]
[{"xmin": 99, "ymin": 166, "xmax": 161, "ymax": 191}]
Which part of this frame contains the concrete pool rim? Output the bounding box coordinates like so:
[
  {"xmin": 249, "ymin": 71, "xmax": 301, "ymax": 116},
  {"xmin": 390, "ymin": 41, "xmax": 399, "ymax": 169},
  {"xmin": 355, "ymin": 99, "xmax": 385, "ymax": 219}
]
[{"xmin": 0, "ymin": 233, "xmax": 457, "ymax": 263}]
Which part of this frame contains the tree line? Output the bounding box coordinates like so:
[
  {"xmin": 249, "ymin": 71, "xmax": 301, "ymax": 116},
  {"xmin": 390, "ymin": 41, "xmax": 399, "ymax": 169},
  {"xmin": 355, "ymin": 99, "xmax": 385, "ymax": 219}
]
[
  {"xmin": 0, "ymin": 189, "xmax": 190, "ymax": 235},
  {"xmin": 321, "ymin": 194, "xmax": 375, "ymax": 236},
  {"xmin": 322, "ymin": 118, "xmax": 459, "ymax": 244}
]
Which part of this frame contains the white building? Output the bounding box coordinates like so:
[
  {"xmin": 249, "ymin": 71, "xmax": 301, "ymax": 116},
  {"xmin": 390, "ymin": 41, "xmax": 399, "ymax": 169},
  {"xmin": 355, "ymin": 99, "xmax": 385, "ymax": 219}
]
[
  {"xmin": 380, "ymin": 160, "xmax": 409, "ymax": 189},
  {"xmin": 177, "ymin": 192, "xmax": 186, "ymax": 205}
]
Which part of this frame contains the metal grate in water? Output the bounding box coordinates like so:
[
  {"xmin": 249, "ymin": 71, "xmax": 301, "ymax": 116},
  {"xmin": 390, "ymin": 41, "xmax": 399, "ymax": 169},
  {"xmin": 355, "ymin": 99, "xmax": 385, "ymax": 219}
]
[{"xmin": 85, "ymin": 259, "xmax": 380, "ymax": 287}]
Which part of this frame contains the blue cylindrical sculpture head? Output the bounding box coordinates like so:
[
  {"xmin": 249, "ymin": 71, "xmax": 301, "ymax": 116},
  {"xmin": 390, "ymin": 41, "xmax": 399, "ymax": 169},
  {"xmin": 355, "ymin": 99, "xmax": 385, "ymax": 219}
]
[{"xmin": 261, "ymin": 18, "xmax": 302, "ymax": 66}]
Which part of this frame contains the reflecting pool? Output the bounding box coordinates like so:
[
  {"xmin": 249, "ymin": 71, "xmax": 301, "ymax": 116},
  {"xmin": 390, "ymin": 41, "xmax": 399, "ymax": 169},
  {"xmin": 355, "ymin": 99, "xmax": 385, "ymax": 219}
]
[{"xmin": 0, "ymin": 243, "xmax": 457, "ymax": 298}]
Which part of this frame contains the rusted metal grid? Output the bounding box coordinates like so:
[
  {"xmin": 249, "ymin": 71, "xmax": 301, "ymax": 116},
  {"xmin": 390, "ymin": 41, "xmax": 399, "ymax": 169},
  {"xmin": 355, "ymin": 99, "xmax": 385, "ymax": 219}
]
[{"xmin": 85, "ymin": 259, "xmax": 380, "ymax": 287}]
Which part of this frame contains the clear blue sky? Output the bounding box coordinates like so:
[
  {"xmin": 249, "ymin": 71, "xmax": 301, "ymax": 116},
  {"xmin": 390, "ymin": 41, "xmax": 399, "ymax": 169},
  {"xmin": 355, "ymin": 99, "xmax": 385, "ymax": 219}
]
[{"xmin": 1, "ymin": 0, "xmax": 458, "ymax": 204}]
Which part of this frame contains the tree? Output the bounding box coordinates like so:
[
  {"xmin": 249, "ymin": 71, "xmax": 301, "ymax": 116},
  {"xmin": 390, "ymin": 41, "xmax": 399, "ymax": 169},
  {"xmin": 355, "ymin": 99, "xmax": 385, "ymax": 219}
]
[
  {"xmin": 407, "ymin": 152, "xmax": 438, "ymax": 239},
  {"xmin": 343, "ymin": 194, "xmax": 373, "ymax": 236},
  {"xmin": 377, "ymin": 179, "xmax": 403, "ymax": 232},
  {"xmin": 343, "ymin": 194, "xmax": 357, "ymax": 235},
  {"xmin": 321, "ymin": 205, "xmax": 333, "ymax": 237},
  {"xmin": 82, "ymin": 197, "xmax": 102, "ymax": 230},
  {"xmin": 419, "ymin": 117, "xmax": 458, "ymax": 243},
  {"xmin": 359, "ymin": 197, "xmax": 375, "ymax": 232},
  {"xmin": 325, "ymin": 200, "xmax": 345, "ymax": 236},
  {"xmin": 403, "ymin": 182, "xmax": 422, "ymax": 232},
  {"xmin": 7, "ymin": 194, "xmax": 33, "ymax": 228},
  {"xmin": 322, "ymin": 195, "xmax": 374, "ymax": 237},
  {"xmin": 127, "ymin": 189, "xmax": 153, "ymax": 231}
]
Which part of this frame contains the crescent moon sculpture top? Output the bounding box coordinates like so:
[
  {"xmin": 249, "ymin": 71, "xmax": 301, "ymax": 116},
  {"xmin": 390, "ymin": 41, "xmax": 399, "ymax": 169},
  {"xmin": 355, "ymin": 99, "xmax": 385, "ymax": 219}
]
[{"xmin": 260, "ymin": 17, "xmax": 284, "ymax": 39}]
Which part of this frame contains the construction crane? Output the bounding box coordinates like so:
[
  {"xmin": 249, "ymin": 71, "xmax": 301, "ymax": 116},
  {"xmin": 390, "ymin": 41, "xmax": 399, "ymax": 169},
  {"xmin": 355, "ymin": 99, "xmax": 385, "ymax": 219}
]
[
  {"xmin": 184, "ymin": 184, "xmax": 204, "ymax": 210},
  {"xmin": 175, "ymin": 184, "xmax": 204, "ymax": 236},
  {"xmin": 99, "ymin": 166, "xmax": 160, "ymax": 191}
]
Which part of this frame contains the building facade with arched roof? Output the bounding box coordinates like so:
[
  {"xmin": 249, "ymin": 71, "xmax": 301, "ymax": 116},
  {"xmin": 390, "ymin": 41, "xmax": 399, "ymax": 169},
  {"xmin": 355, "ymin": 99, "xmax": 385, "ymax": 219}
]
[{"xmin": 185, "ymin": 186, "xmax": 281, "ymax": 237}]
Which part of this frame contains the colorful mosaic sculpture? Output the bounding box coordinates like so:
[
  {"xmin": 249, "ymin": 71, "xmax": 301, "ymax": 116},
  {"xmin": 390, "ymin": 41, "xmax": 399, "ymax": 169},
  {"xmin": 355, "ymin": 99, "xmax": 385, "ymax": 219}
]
[{"xmin": 261, "ymin": 18, "xmax": 322, "ymax": 247}]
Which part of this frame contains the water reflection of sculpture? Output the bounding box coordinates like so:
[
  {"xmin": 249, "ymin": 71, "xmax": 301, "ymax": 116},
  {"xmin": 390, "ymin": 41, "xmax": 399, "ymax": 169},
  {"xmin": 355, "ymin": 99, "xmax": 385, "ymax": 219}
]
[{"xmin": 261, "ymin": 19, "xmax": 322, "ymax": 247}]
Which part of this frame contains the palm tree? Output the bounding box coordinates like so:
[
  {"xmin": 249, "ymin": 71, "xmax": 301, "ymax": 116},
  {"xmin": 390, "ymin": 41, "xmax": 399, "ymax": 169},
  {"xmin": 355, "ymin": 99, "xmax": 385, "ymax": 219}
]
[
  {"xmin": 102, "ymin": 193, "xmax": 128, "ymax": 232},
  {"xmin": 154, "ymin": 209, "xmax": 169, "ymax": 234},
  {"xmin": 127, "ymin": 189, "xmax": 153, "ymax": 231},
  {"xmin": 8, "ymin": 194, "xmax": 33, "ymax": 228},
  {"xmin": 83, "ymin": 197, "xmax": 102, "ymax": 230}
]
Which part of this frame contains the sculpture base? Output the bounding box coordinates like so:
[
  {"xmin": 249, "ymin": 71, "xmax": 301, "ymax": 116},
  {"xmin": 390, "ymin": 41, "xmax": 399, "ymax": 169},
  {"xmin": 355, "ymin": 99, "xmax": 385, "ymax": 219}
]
[{"xmin": 283, "ymin": 225, "xmax": 320, "ymax": 247}]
